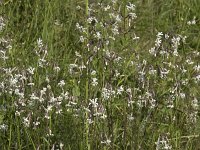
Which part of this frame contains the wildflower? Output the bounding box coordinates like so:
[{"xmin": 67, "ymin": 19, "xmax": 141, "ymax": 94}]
[
  {"xmin": 30, "ymin": 93, "xmax": 39, "ymax": 100},
  {"xmin": 87, "ymin": 17, "xmax": 98, "ymax": 24},
  {"xmin": 186, "ymin": 58, "xmax": 194, "ymax": 65},
  {"xmin": 149, "ymin": 47, "xmax": 156, "ymax": 56},
  {"xmin": 0, "ymin": 124, "xmax": 8, "ymax": 131},
  {"xmin": 165, "ymin": 34, "xmax": 169, "ymax": 39},
  {"xmin": 58, "ymin": 80, "xmax": 65, "ymax": 87},
  {"xmin": 33, "ymin": 121, "xmax": 40, "ymax": 128},
  {"xmin": 112, "ymin": 25, "xmax": 119, "ymax": 35},
  {"xmin": 40, "ymin": 87, "xmax": 47, "ymax": 96},
  {"xmin": 89, "ymin": 98, "xmax": 98, "ymax": 108},
  {"xmin": 117, "ymin": 85, "xmax": 124, "ymax": 95},
  {"xmin": 14, "ymin": 89, "xmax": 24, "ymax": 98},
  {"xmin": 128, "ymin": 12, "xmax": 137, "ymax": 20},
  {"xmin": 91, "ymin": 78, "xmax": 98, "ymax": 86},
  {"xmin": 69, "ymin": 64, "xmax": 78, "ymax": 74},
  {"xmin": 27, "ymin": 82, "xmax": 34, "ymax": 86},
  {"xmin": 102, "ymin": 87, "xmax": 115, "ymax": 100},
  {"xmin": 187, "ymin": 16, "xmax": 196, "ymax": 25},
  {"xmin": 128, "ymin": 114, "xmax": 134, "ymax": 121},
  {"xmin": 27, "ymin": 67, "xmax": 35, "ymax": 75},
  {"xmin": 194, "ymin": 64, "xmax": 200, "ymax": 71},
  {"xmin": 60, "ymin": 143, "xmax": 64, "ymax": 150},
  {"xmin": 15, "ymin": 111, "xmax": 21, "ymax": 116},
  {"xmin": 194, "ymin": 74, "xmax": 200, "ymax": 82},
  {"xmin": 149, "ymin": 68, "xmax": 157, "ymax": 75},
  {"xmin": 155, "ymin": 32, "xmax": 163, "ymax": 47},
  {"xmin": 47, "ymin": 129, "xmax": 54, "ymax": 137},
  {"xmin": 94, "ymin": 31, "xmax": 101, "ymax": 39},
  {"xmin": 37, "ymin": 38, "xmax": 43, "ymax": 48},
  {"xmin": 179, "ymin": 93, "xmax": 185, "ymax": 99},
  {"xmin": 23, "ymin": 116, "xmax": 30, "ymax": 127},
  {"xmin": 75, "ymin": 51, "xmax": 82, "ymax": 58},
  {"xmin": 79, "ymin": 36, "xmax": 85, "ymax": 43},
  {"xmin": 87, "ymin": 117, "xmax": 94, "ymax": 124},
  {"xmin": 126, "ymin": 2, "xmax": 136, "ymax": 11},
  {"xmin": 171, "ymin": 36, "xmax": 181, "ymax": 55},
  {"xmin": 54, "ymin": 66, "xmax": 61, "ymax": 72},
  {"xmin": 0, "ymin": 50, "xmax": 8, "ymax": 60},
  {"xmin": 101, "ymin": 139, "xmax": 111, "ymax": 145},
  {"xmin": 91, "ymin": 70, "xmax": 96, "ymax": 75},
  {"xmin": 9, "ymin": 76, "xmax": 18, "ymax": 87},
  {"xmin": 38, "ymin": 58, "xmax": 47, "ymax": 67},
  {"xmin": 76, "ymin": 5, "xmax": 81, "ymax": 10},
  {"xmin": 155, "ymin": 135, "xmax": 172, "ymax": 150},
  {"xmin": 104, "ymin": 5, "xmax": 110, "ymax": 11},
  {"xmin": 0, "ymin": 16, "xmax": 6, "ymax": 31},
  {"xmin": 126, "ymin": 88, "xmax": 132, "ymax": 93},
  {"xmin": 100, "ymin": 113, "xmax": 107, "ymax": 119}
]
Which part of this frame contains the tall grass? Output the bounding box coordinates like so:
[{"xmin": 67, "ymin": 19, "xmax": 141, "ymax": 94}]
[{"xmin": 0, "ymin": 0, "xmax": 200, "ymax": 149}]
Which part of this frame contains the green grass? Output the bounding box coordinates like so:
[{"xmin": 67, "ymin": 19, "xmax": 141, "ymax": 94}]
[{"xmin": 0, "ymin": 0, "xmax": 200, "ymax": 149}]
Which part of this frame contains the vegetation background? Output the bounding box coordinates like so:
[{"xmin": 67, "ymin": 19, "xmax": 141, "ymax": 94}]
[{"xmin": 0, "ymin": 0, "xmax": 199, "ymax": 149}]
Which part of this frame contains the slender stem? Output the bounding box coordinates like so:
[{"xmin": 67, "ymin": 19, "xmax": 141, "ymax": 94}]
[
  {"xmin": 85, "ymin": 1, "xmax": 90, "ymax": 150},
  {"xmin": 85, "ymin": 0, "xmax": 89, "ymax": 16}
]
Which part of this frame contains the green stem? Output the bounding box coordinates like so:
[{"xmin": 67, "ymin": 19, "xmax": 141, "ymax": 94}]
[{"xmin": 85, "ymin": 1, "xmax": 90, "ymax": 150}]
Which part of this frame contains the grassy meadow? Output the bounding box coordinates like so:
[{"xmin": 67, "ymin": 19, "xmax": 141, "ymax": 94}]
[{"xmin": 0, "ymin": 0, "xmax": 200, "ymax": 149}]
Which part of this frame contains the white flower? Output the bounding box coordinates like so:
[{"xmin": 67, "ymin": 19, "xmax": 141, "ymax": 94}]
[
  {"xmin": 60, "ymin": 143, "xmax": 64, "ymax": 150},
  {"xmin": 75, "ymin": 51, "xmax": 82, "ymax": 58},
  {"xmin": 95, "ymin": 32, "xmax": 101, "ymax": 39},
  {"xmin": 192, "ymin": 98, "xmax": 198, "ymax": 109},
  {"xmin": 101, "ymin": 139, "xmax": 111, "ymax": 145},
  {"xmin": 76, "ymin": 5, "xmax": 81, "ymax": 10},
  {"xmin": 91, "ymin": 78, "xmax": 98, "ymax": 86},
  {"xmin": 149, "ymin": 47, "xmax": 156, "ymax": 56},
  {"xmin": 27, "ymin": 82, "xmax": 34, "ymax": 86},
  {"xmin": 117, "ymin": 85, "xmax": 124, "ymax": 95},
  {"xmin": 155, "ymin": 32, "xmax": 163, "ymax": 47},
  {"xmin": 102, "ymin": 87, "xmax": 115, "ymax": 100},
  {"xmin": 54, "ymin": 66, "xmax": 60, "ymax": 72},
  {"xmin": 87, "ymin": 118, "xmax": 94, "ymax": 124},
  {"xmin": 0, "ymin": 50, "xmax": 8, "ymax": 60},
  {"xmin": 58, "ymin": 80, "xmax": 65, "ymax": 87},
  {"xmin": 79, "ymin": 36, "xmax": 85, "ymax": 43},
  {"xmin": 179, "ymin": 93, "xmax": 185, "ymax": 99},
  {"xmin": 91, "ymin": 70, "xmax": 96, "ymax": 75},
  {"xmin": 87, "ymin": 17, "xmax": 98, "ymax": 24},
  {"xmin": 194, "ymin": 65, "xmax": 200, "ymax": 71},
  {"xmin": 171, "ymin": 36, "xmax": 181, "ymax": 53},
  {"xmin": 0, "ymin": 16, "xmax": 6, "ymax": 31},
  {"xmin": 30, "ymin": 93, "xmax": 39, "ymax": 100},
  {"xmin": 27, "ymin": 67, "xmax": 35, "ymax": 75},
  {"xmin": 0, "ymin": 124, "xmax": 8, "ymax": 131},
  {"xmin": 128, "ymin": 13, "xmax": 137, "ymax": 19},
  {"xmin": 23, "ymin": 117, "xmax": 30, "ymax": 127},
  {"xmin": 33, "ymin": 121, "xmax": 40, "ymax": 127},
  {"xmin": 126, "ymin": 3, "xmax": 136, "ymax": 11},
  {"xmin": 37, "ymin": 38, "xmax": 43, "ymax": 48},
  {"xmin": 187, "ymin": 16, "xmax": 196, "ymax": 25},
  {"xmin": 194, "ymin": 74, "xmax": 200, "ymax": 82},
  {"xmin": 112, "ymin": 25, "xmax": 119, "ymax": 35},
  {"xmin": 149, "ymin": 69, "xmax": 157, "ymax": 75},
  {"xmin": 69, "ymin": 64, "xmax": 78, "ymax": 74},
  {"xmin": 89, "ymin": 98, "xmax": 98, "ymax": 108},
  {"xmin": 10, "ymin": 77, "xmax": 18, "ymax": 86},
  {"xmin": 104, "ymin": 5, "xmax": 110, "ymax": 11}
]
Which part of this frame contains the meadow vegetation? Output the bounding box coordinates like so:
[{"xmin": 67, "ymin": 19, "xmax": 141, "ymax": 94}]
[{"xmin": 0, "ymin": 0, "xmax": 200, "ymax": 149}]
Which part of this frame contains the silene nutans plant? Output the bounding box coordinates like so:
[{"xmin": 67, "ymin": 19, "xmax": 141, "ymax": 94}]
[{"xmin": 0, "ymin": 0, "xmax": 200, "ymax": 149}]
